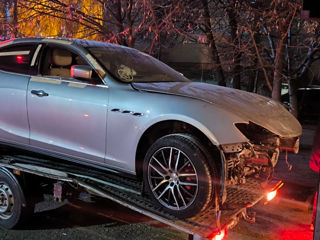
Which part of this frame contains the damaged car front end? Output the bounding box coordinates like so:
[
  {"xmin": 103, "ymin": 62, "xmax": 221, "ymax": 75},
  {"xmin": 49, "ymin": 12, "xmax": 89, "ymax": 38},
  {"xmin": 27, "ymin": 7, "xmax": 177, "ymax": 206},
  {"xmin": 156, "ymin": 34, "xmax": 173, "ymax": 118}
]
[
  {"xmin": 222, "ymin": 122, "xmax": 299, "ymax": 186},
  {"xmin": 133, "ymin": 81, "xmax": 302, "ymax": 211}
]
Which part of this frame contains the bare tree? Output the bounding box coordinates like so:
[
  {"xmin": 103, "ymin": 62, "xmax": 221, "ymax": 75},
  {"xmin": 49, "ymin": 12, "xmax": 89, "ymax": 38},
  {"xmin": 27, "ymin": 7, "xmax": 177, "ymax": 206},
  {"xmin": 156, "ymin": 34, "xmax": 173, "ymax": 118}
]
[
  {"xmin": 3, "ymin": 0, "xmax": 320, "ymax": 118},
  {"xmin": 1, "ymin": 0, "xmax": 11, "ymax": 40},
  {"xmin": 17, "ymin": 0, "xmax": 181, "ymax": 51},
  {"xmin": 242, "ymin": 0, "xmax": 320, "ymax": 115}
]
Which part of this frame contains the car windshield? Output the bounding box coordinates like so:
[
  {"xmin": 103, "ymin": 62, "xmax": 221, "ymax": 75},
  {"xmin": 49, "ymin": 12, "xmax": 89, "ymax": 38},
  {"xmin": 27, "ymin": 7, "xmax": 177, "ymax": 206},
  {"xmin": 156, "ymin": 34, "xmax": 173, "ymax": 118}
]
[{"xmin": 87, "ymin": 46, "xmax": 190, "ymax": 83}]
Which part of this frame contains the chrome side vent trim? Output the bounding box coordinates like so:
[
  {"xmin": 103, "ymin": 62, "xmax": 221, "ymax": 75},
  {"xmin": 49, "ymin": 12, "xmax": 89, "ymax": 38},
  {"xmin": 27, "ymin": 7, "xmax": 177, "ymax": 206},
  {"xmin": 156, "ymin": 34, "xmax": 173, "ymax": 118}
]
[
  {"xmin": 132, "ymin": 112, "xmax": 143, "ymax": 116},
  {"xmin": 110, "ymin": 108, "xmax": 144, "ymax": 117}
]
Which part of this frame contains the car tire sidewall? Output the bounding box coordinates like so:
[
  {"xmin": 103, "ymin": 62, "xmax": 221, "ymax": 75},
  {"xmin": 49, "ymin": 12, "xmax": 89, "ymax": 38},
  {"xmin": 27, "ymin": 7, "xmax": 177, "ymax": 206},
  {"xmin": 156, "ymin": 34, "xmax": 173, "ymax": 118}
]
[
  {"xmin": 0, "ymin": 171, "xmax": 24, "ymax": 229},
  {"xmin": 143, "ymin": 134, "xmax": 213, "ymax": 218}
]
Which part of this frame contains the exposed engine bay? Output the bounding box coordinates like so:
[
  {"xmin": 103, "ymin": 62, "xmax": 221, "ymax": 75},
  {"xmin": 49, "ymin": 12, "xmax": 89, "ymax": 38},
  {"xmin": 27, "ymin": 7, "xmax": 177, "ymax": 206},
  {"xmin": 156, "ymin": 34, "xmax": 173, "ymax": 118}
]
[{"xmin": 221, "ymin": 122, "xmax": 299, "ymax": 185}]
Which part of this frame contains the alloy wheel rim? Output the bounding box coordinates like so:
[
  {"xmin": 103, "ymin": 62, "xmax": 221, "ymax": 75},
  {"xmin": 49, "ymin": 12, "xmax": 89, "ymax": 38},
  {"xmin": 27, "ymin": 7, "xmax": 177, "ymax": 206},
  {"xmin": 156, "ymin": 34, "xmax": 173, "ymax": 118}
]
[
  {"xmin": 147, "ymin": 147, "xmax": 198, "ymax": 211},
  {"xmin": 0, "ymin": 182, "xmax": 14, "ymax": 219}
]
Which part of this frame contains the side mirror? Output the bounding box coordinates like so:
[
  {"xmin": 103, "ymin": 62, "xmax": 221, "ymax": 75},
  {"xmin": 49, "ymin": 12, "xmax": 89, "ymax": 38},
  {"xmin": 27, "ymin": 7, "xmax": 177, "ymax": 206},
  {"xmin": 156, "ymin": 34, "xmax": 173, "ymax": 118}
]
[{"xmin": 71, "ymin": 65, "xmax": 92, "ymax": 80}]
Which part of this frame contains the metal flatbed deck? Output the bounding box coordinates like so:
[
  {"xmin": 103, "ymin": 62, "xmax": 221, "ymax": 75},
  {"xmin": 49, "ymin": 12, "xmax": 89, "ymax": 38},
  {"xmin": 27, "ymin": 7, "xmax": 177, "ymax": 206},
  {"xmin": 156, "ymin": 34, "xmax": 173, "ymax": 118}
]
[{"xmin": 0, "ymin": 154, "xmax": 277, "ymax": 239}]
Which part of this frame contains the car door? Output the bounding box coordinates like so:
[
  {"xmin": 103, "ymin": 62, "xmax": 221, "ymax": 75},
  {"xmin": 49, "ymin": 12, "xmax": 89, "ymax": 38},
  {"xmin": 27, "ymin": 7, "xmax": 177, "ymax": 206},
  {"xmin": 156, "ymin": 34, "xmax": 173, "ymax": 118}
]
[
  {"xmin": 0, "ymin": 43, "xmax": 38, "ymax": 146},
  {"xmin": 27, "ymin": 45, "xmax": 108, "ymax": 165}
]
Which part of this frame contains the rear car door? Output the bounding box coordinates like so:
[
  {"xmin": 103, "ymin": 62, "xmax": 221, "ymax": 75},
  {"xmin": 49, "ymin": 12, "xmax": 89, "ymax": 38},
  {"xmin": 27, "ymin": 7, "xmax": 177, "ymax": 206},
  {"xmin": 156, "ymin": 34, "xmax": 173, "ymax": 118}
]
[
  {"xmin": 27, "ymin": 44, "xmax": 108, "ymax": 165},
  {"xmin": 0, "ymin": 43, "xmax": 38, "ymax": 146}
]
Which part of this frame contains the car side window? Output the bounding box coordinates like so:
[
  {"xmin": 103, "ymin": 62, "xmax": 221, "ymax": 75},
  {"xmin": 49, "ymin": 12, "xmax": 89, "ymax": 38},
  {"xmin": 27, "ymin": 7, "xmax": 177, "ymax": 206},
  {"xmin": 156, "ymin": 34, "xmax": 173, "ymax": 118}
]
[
  {"xmin": 0, "ymin": 44, "xmax": 37, "ymax": 75},
  {"xmin": 40, "ymin": 46, "xmax": 101, "ymax": 84}
]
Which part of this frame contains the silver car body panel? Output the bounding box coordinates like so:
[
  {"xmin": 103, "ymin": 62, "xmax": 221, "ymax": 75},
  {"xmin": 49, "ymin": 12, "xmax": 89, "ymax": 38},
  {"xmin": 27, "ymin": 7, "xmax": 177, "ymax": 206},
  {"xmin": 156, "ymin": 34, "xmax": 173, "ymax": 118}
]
[
  {"xmin": 106, "ymin": 81, "xmax": 302, "ymax": 174},
  {"xmin": 27, "ymin": 76, "xmax": 108, "ymax": 165},
  {"xmin": 0, "ymin": 70, "xmax": 30, "ymax": 145},
  {"xmin": 133, "ymin": 82, "xmax": 302, "ymax": 138},
  {"xmin": 106, "ymin": 81, "xmax": 235, "ymax": 173}
]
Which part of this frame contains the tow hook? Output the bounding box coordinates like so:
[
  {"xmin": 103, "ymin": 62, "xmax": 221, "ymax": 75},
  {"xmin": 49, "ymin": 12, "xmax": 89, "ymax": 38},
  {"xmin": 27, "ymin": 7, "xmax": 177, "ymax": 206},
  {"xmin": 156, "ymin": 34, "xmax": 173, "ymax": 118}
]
[{"xmin": 241, "ymin": 208, "xmax": 256, "ymax": 223}]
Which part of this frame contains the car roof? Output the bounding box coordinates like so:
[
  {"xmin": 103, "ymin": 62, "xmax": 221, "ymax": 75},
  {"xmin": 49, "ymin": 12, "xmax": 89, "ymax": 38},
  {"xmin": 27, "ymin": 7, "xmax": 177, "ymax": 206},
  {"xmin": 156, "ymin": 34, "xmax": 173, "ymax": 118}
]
[{"xmin": 0, "ymin": 37, "xmax": 129, "ymax": 50}]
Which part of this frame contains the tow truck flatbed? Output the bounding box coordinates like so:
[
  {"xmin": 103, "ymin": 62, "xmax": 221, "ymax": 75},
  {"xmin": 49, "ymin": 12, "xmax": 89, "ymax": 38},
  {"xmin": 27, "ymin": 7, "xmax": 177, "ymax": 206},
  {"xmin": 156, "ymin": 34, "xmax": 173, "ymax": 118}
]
[{"xmin": 0, "ymin": 154, "xmax": 280, "ymax": 239}]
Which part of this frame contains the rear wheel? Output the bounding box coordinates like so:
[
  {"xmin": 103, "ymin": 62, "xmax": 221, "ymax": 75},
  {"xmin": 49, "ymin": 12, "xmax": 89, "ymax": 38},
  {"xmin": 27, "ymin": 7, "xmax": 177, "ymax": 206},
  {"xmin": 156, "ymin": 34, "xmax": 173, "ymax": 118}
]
[{"xmin": 143, "ymin": 134, "xmax": 214, "ymax": 218}]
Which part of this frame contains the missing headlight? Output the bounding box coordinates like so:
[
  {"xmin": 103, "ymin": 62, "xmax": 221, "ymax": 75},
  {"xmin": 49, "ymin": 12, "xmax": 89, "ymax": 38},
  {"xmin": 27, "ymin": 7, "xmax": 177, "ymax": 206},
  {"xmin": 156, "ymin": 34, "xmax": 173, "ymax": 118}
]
[{"xmin": 235, "ymin": 122, "xmax": 276, "ymax": 145}]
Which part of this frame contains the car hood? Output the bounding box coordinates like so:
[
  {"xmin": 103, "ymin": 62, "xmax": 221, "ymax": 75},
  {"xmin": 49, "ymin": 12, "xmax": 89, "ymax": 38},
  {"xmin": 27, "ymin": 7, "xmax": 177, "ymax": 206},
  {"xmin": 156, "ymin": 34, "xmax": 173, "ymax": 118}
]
[{"xmin": 133, "ymin": 82, "xmax": 302, "ymax": 138}]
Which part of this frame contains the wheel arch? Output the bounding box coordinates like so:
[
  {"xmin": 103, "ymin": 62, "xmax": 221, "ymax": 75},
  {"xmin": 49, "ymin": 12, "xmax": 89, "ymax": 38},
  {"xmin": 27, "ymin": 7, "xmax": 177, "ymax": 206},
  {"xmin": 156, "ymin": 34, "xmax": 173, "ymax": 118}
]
[{"xmin": 135, "ymin": 120, "xmax": 223, "ymax": 180}]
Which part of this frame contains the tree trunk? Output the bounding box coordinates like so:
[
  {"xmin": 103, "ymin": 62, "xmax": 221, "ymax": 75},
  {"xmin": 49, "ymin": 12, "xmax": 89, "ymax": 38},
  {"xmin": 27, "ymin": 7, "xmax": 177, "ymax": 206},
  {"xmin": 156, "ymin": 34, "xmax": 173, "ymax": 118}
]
[
  {"xmin": 126, "ymin": 0, "xmax": 134, "ymax": 48},
  {"xmin": 247, "ymin": 32, "xmax": 261, "ymax": 93},
  {"xmin": 13, "ymin": 0, "xmax": 18, "ymax": 38},
  {"xmin": 3, "ymin": 0, "xmax": 10, "ymax": 40},
  {"xmin": 286, "ymin": 29, "xmax": 298, "ymax": 118},
  {"xmin": 226, "ymin": 6, "xmax": 241, "ymax": 89},
  {"xmin": 272, "ymin": 38, "xmax": 284, "ymax": 101},
  {"xmin": 201, "ymin": 0, "xmax": 226, "ymax": 86},
  {"xmin": 116, "ymin": 0, "xmax": 126, "ymax": 46},
  {"xmin": 246, "ymin": 68, "xmax": 256, "ymax": 92},
  {"xmin": 288, "ymin": 78, "xmax": 298, "ymax": 117}
]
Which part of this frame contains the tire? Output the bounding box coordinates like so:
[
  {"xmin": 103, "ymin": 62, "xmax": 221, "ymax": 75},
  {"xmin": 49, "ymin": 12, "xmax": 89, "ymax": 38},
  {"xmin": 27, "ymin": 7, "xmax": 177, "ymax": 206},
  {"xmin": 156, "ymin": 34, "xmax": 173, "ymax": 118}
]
[
  {"xmin": 0, "ymin": 168, "xmax": 27, "ymax": 229},
  {"xmin": 143, "ymin": 133, "xmax": 214, "ymax": 218}
]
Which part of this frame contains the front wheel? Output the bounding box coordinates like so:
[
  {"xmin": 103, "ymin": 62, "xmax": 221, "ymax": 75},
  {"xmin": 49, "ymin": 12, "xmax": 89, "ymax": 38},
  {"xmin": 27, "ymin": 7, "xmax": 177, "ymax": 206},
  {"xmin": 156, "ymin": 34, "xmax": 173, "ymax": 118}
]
[{"xmin": 143, "ymin": 134, "xmax": 214, "ymax": 218}]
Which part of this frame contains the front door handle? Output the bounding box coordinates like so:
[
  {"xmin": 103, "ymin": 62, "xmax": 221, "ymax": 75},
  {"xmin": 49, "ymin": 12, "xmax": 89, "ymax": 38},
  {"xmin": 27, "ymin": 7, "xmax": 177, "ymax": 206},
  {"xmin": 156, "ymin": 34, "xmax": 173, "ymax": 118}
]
[{"xmin": 31, "ymin": 90, "xmax": 49, "ymax": 97}]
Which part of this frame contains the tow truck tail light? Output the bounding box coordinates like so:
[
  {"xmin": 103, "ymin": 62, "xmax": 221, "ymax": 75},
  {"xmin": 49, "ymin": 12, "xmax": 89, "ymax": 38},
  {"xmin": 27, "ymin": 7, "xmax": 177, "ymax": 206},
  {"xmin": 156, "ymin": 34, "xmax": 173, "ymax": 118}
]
[
  {"xmin": 211, "ymin": 228, "xmax": 227, "ymax": 240},
  {"xmin": 266, "ymin": 190, "xmax": 277, "ymax": 201},
  {"xmin": 265, "ymin": 181, "xmax": 284, "ymax": 203}
]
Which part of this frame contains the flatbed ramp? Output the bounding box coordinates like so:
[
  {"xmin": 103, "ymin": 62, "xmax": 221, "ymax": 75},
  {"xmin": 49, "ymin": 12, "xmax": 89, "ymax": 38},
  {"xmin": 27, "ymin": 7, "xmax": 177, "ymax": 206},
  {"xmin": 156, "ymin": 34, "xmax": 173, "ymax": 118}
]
[{"xmin": 0, "ymin": 155, "xmax": 276, "ymax": 239}]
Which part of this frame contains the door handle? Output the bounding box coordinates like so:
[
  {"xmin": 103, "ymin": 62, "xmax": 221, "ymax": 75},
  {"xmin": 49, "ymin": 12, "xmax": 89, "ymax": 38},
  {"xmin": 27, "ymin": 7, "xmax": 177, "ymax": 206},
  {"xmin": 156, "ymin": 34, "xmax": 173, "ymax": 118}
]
[{"xmin": 31, "ymin": 90, "xmax": 49, "ymax": 97}]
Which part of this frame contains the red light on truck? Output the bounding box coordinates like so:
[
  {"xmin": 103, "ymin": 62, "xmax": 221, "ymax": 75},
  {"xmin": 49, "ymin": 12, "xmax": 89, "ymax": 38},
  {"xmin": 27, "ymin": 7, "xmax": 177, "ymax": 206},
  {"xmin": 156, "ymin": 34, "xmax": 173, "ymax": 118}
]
[
  {"xmin": 267, "ymin": 190, "xmax": 277, "ymax": 201},
  {"xmin": 211, "ymin": 228, "xmax": 227, "ymax": 240},
  {"xmin": 264, "ymin": 181, "xmax": 283, "ymax": 204}
]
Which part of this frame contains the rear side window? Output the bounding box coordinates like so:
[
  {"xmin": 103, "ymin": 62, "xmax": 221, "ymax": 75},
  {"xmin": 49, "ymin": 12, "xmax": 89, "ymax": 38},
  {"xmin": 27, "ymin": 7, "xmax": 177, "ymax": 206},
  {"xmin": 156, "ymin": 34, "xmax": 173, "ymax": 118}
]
[{"xmin": 0, "ymin": 44, "xmax": 37, "ymax": 75}]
